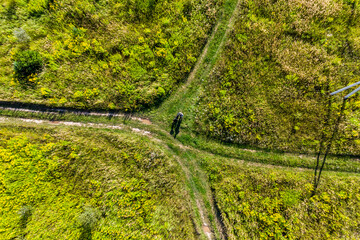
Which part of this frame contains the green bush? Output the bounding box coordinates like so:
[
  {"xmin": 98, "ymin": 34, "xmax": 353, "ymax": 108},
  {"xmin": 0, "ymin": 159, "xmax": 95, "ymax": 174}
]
[
  {"xmin": 18, "ymin": 205, "xmax": 33, "ymax": 229},
  {"xmin": 78, "ymin": 206, "xmax": 100, "ymax": 229},
  {"xmin": 13, "ymin": 50, "xmax": 43, "ymax": 83}
]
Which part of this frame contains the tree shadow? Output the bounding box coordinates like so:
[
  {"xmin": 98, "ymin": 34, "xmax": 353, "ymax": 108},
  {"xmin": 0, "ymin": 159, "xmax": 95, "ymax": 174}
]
[
  {"xmin": 77, "ymin": 206, "xmax": 100, "ymax": 240},
  {"xmin": 6, "ymin": 0, "xmax": 17, "ymax": 20},
  {"xmin": 18, "ymin": 205, "xmax": 32, "ymax": 239},
  {"xmin": 78, "ymin": 226, "xmax": 93, "ymax": 240}
]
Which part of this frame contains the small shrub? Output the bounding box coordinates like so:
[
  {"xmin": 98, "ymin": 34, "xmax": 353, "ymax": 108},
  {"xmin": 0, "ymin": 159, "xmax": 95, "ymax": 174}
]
[
  {"xmin": 14, "ymin": 28, "xmax": 31, "ymax": 43},
  {"xmin": 18, "ymin": 205, "xmax": 32, "ymax": 229},
  {"xmin": 72, "ymin": 27, "xmax": 85, "ymax": 38},
  {"xmin": 73, "ymin": 90, "xmax": 84, "ymax": 101},
  {"xmin": 280, "ymin": 190, "xmax": 300, "ymax": 207},
  {"xmin": 78, "ymin": 206, "xmax": 100, "ymax": 239},
  {"xmin": 78, "ymin": 206, "xmax": 100, "ymax": 229},
  {"xmin": 157, "ymin": 86, "xmax": 166, "ymax": 99},
  {"xmin": 13, "ymin": 50, "xmax": 43, "ymax": 83},
  {"xmin": 108, "ymin": 102, "xmax": 116, "ymax": 109}
]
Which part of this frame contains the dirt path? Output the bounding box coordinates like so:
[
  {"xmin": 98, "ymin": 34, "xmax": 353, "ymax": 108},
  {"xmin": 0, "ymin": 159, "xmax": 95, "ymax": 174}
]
[
  {"xmin": 0, "ymin": 116, "xmax": 151, "ymax": 135},
  {"xmin": 0, "ymin": 114, "xmax": 216, "ymax": 239},
  {"xmin": 0, "ymin": 106, "xmax": 152, "ymax": 125},
  {"xmin": 170, "ymin": 151, "xmax": 214, "ymax": 240},
  {"xmin": 182, "ymin": 0, "xmax": 240, "ymax": 90},
  {"xmin": 2, "ymin": 0, "xmax": 359, "ymax": 239},
  {"xmin": 154, "ymin": 1, "xmax": 241, "ymax": 237},
  {"xmin": 181, "ymin": 18, "xmax": 220, "ymax": 90}
]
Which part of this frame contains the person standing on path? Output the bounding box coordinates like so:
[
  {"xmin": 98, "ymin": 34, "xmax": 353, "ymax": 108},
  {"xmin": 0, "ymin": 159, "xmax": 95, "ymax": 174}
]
[{"xmin": 170, "ymin": 112, "xmax": 183, "ymax": 139}]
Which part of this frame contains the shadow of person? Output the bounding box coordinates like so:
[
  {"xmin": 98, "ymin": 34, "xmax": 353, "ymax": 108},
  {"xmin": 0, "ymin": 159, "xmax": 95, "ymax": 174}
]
[
  {"xmin": 173, "ymin": 117, "xmax": 182, "ymax": 139},
  {"xmin": 170, "ymin": 112, "xmax": 183, "ymax": 138},
  {"xmin": 170, "ymin": 119, "xmax": 176, "ymax": 135}
]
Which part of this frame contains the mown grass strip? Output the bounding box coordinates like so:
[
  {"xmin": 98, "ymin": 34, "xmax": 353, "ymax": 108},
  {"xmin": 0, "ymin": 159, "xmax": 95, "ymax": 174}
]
[
  {"xmin": 175, "ymin": 131, "xmax": 360, "ymax": 174},
  {"xmin": 151, "ymin": 0, "xmax": 239, "ymax": 130}
]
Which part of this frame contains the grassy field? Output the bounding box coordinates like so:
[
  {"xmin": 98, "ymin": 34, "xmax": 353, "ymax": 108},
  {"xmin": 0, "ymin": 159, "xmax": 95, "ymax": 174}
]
[
  {"xmin": 1, "ymin": 113, "xmax": 360, "ymax": 239},
  {"xmin": 203, "ymin": 155, "xmax": 360, "ymax": 239},
  {"xmin": 0, "ymin": 0, "xmax": 222, "ymax": 111},
  {"xmin": 194, "ymin": 0, "xmax": 360, "ymax": 154},
  {"xmin": 0, "ymin": 122, "xmax": 199, "ymax": 239},
  {"xmin": 2, "ymin": 0, "xmax": 360, "ymax": 239}
]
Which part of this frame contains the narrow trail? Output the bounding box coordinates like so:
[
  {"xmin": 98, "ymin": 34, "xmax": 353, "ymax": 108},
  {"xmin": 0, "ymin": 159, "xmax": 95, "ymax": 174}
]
[
  {"xmin": 180, "ymin": 15, "xmax": 220, "ymax": 90},
  {"xmin": 3, "ymin": 115, "xmax": 355, "ymax": 176},
  {"xmin": 152, "ymin": 0, "xmax": 241, "ymax": 141},
  {"xmin": 171, "ymin": 152, "xmax": 214, "ymax": 240},
  {"xmin": 0, "ymin": 116, "xmax": 151, "ymax": 135},
  {"xmin": 0, "ymin": 105, "xmax": 152, "ymax": 125},
  {"xmin": 210, "ymin": 0, "xmax": 240, "ymax": 68},
  {"xmin": 152, "ymin": 0, "xmax": 242, "ymax": 238}
]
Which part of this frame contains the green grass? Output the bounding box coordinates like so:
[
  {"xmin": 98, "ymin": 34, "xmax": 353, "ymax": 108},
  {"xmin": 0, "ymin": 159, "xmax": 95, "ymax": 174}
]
[
  {"xmin": 1, "ymin": 112, "xmax": 360, "ymax": 239},
  {"xmin": 194, "ymin": 0, "xmax": 360, "ymax": 154},
  {"xmin": 150, "ymin": 0, "xmax": 239, "ymax": 130},
  {"xmin": 0, "ymin": 122, "xmax": 197, "ymax": 239},
  {"xmin": 2, "ymin": 0, "xmax": 360, "ymax": 239},
  {"xmin": 2, "ymin": 107, "xmax": 360, "ymax": 175},
  {"xmin": 0, "ymin": 0, "xmax": 222, "ymax": 111},
  {"xmin": 202, "ymin": 154, "xmax": 360, "ymax": 239}
]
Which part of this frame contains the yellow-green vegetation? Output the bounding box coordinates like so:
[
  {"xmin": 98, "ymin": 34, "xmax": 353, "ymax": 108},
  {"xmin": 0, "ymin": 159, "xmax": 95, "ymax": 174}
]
[
  {"xmin": 0, "ymin": 0, "xmax": 222, "ymax": 110},
  {"xmin": 2, "ymin": 0, "xmax": 360, "ymax": 239},
  {"xmin": 1, "ymin": 114, "xmax": 360, "ymax": 239},
  {"xmin": 0, "ymin": 123, "xmax": 196, "ymax": 239},
  {"xmin": 195, "ymin": 0, "xmax": 360, "ymax": 154},
  {"xmin": 203, "ymin": 156, "xmax": 360, "ymax": 239},
  {"xmin": 13, "ymin": 50, "xmax": 43, "ymax": 84}
]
